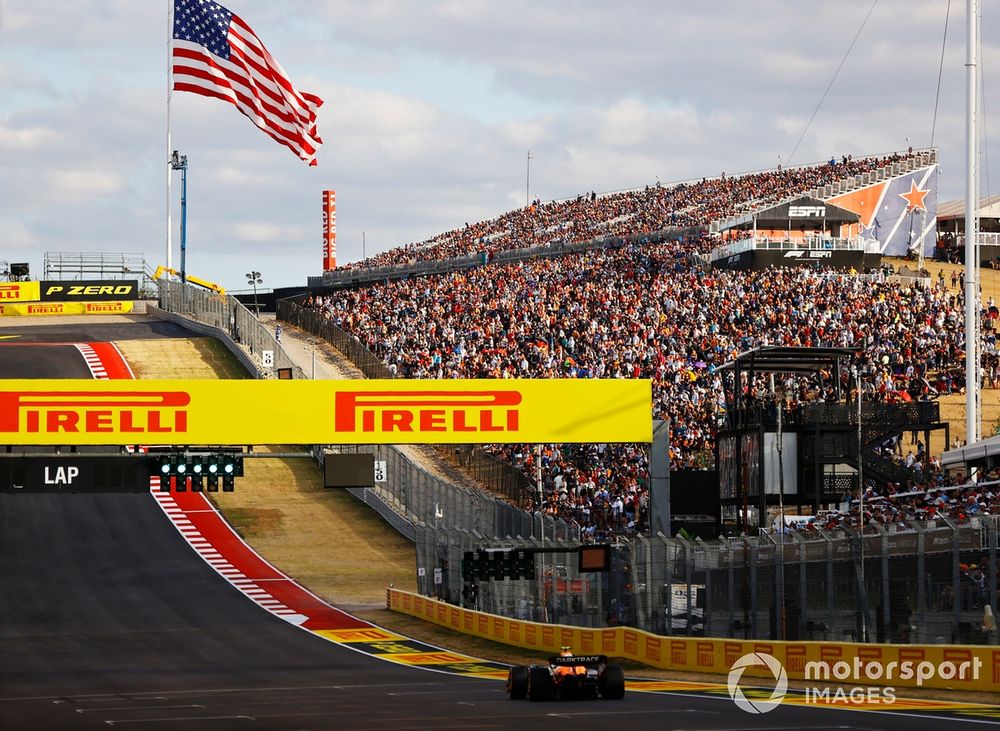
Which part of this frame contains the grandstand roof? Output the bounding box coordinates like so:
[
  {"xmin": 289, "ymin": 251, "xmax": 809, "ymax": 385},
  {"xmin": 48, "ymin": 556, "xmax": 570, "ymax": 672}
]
[
  {"xmin": 718, "ymin": 346, "xmax": 860, "ymax": 413},
  {"xmin": 718, "ymin": 196, "xmax": 859, "ymax": 231},
  {"xmin": 716, "ymin": 346, "xmax": 860, "ymax": 375},
  {"xmin": 937, "ymin": 194, "xmax": 1000, "ymax": 221},
  {"xmin": 755, "ymin": 196, "xmax": 859, "ymax": 225},
  {"xmin": 940, "ymin": 434, "xmax": 1000, "ymax": 469}
]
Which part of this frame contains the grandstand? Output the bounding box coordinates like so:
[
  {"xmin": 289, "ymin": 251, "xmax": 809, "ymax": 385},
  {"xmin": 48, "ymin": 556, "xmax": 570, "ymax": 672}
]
[
  {"xmin": 287, "ymin": 149, "xmax": 999, "ymax": 541},
  {"xmin": 310, "ymin": 148, "xmax": 935, "ymax": 289}
]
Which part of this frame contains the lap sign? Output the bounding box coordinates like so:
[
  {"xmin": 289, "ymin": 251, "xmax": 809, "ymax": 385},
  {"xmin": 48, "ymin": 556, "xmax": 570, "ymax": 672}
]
[{"xmin": 45, "ymin": 465, "xmax": 79, "ymax": 485}]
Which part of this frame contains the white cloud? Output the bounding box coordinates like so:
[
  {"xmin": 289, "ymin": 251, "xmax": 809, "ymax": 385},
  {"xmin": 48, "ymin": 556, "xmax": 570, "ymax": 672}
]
[
  {"xmin": 233, "ymin": 222, "xmax": 306, "ymax": 242},
  {"xmin": 0, "ymin": 121, "xmax": 59, "ymax": 151},
  {"xmin": 213, "ymin": 166, "xmax": 282, "ymax": 186},
  {"xmin": 49, "ymin": 169, "xmax": 125, "ymax": 202},
  {"xmin": 500, "ymin": 119, "xmax": 549, "ymax": 147},
  {"xmin": 0, "ymin": 217, "xmax": 36, "ymax": 248}
]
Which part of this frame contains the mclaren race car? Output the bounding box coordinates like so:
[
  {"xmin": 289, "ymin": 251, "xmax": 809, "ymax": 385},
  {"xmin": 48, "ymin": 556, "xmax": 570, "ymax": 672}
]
[{"xmin": 506, "ymin": 648, "xmax": 625, "ymax": 701}]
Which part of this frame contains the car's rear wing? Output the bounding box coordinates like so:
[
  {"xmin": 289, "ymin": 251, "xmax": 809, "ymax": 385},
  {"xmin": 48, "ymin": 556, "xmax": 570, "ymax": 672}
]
[{"xmin": 548, "ymin": 655, "xmax": 607, "ymax": 667}]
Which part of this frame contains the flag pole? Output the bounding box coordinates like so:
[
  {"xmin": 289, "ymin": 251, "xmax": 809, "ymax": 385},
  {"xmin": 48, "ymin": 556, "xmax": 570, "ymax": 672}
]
[
  {"xmin": 965, "ymin": 0, "xmax": 978, "ymax": 447},
  {"xmin": 166, "ymin": 0, "xmax": 173, "ymax": 271}
]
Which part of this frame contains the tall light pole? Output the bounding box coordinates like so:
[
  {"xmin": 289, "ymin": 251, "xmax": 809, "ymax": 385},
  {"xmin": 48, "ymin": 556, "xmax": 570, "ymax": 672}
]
[
  {"xmin": 965, "ymin": 0, "xmax": 980, "ymax": 447},
  {"xmin": 526, "ymin": 150, "xmax": 533, "ymax": 208},
  {"xmin": 170, "ymin": 151, "xmax": 189, "ymax": 283},
  {"xmin": 852, "ymin": 365, "xmax": 867, "ymax": 642},
  {"xmin": 246, "ymin": 271, "xmax": 262, "ymax": 317}
]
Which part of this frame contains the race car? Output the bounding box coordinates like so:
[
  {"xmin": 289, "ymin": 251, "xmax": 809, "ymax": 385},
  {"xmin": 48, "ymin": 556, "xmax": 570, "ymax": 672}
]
[{"xmin": 506, "ymin": 647, "xmax": 625, "ymax": 701}]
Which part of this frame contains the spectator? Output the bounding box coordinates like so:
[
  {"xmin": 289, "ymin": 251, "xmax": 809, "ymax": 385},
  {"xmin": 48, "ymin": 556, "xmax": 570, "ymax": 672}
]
[{"xmin": 341, "ymin": 152, "xmax": 919, "ymax": 270}]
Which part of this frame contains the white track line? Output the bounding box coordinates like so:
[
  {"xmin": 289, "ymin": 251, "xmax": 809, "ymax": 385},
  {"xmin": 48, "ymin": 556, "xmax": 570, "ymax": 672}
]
[
  {"xmin": 150, "ymin": 485, "xmax": 308, "ymax": 626},
  {"xmin": 74, "ymin": 343, "xmax": 109, "ymax": 379}
]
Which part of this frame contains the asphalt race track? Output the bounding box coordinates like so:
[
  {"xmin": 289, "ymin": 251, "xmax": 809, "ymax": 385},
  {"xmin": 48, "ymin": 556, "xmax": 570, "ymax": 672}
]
[{"xmin": 0, "ymin": 327, "xmax": 994, "ymax": 729}]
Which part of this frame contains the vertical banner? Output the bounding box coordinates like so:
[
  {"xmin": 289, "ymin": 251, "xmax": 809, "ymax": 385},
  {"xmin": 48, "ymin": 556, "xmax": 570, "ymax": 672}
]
[{"xmin": 322, "ymin": 189, "xmax": 337, "ymax": 271}]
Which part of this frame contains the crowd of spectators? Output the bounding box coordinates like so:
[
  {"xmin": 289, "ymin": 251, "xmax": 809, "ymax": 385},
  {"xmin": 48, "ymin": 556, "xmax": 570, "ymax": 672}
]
[
  {"xmin": 304, "ymin": 231, "xmax": 994, "ymax": 534},
  {"xmin": 341, "ymin": 152, "xmax": 918, "ymax": 269},
  {"xmin": 799, "ymin": 475, "xmax": 1000, "ymax": 533}
]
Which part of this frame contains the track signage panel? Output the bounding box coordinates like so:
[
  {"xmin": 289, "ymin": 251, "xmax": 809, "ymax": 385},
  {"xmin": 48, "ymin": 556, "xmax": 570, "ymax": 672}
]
[
  {"xmin": 0, "ymin": 379, "xmax": 653, "ymax": 445},
  {"xmin": 0, "ymin": 281, "xmax": 41, "ymax": 302},
  {"xmin": 40, "ymin": 279, "xmax": 139, "ymax": 301},
  {"xmin": 0, "ymin": 456, "xmax": 153, "ymax": 493},
  {"xmin": 0, "ymin": 301, "xmax": 135, "ymax": 316}
]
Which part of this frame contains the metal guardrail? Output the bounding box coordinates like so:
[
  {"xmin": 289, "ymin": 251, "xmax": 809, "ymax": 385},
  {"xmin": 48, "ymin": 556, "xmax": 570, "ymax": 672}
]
[
  {"xmin": 709, "ymin": 237, "xmax": 877, "ymax": 261},
  {"xmin": 307, "ymin": 226, "xmax": 704, "ymax": 289}
]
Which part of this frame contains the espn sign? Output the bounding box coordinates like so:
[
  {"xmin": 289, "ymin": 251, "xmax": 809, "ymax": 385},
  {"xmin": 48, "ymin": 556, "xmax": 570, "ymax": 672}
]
[
  {"xmin": 0, "ymin": 379, "xmax": 651, "ymax": 445},
  {"xmin": 788, "ymin": 205, "xmax": 826, "ymax": 218},
  {"xmin": 784, "ymin": 251, "xmax": 832, "ymax": 259}
]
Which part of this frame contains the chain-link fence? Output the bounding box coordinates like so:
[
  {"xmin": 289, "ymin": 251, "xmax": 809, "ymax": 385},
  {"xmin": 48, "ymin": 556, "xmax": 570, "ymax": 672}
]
[
  {"xmin": 323, "ymin": 444, "xmax": 578, "ymax": 544},
  {"xmin": 628, "ymin": 518, "xmax": 998, "ymax": 645},
  {"xmin": 416, "ymin": 516, "xmax": 998, "ymax": 645},
  {"xmin": 159, "ymin": 279, "xmax": 305, "ymax": 378},
  {"xmin": 414, "ymin": 527, "xmax": 620, "ymax": 627}
]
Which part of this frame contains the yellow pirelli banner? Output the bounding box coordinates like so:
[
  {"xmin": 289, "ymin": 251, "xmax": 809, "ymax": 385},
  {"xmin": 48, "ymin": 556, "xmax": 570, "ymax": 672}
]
[
  {"xmin": 0, "ymin": 301, "xmax": 134, "ymax": 317},
  {"xmin": 0, "ymin": 281, "xmax": 41, "ymax": 303},
  {"xmin": 387, "ymin": 589, "xmax": 999, "ymax": 693},
  {"xmin": 0, "ymin": 379, "xmax": 651, "ymax": 445}
]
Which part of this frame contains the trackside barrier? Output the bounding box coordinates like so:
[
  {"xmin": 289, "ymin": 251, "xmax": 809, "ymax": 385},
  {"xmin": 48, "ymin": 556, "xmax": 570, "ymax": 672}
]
[
  {"xmin": 386, "ymin": 588, "xmax": 999, "ymax": 693},
  {"xmin": 0, "ymin": 301, "xmax": 135, "ymax": 316}
]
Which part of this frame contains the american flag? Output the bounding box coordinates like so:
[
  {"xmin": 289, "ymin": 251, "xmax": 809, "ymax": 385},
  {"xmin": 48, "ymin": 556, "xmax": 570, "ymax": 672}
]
[{"xmin": 172, "ymin": 0, "xmax": 323, "ymax": 166}]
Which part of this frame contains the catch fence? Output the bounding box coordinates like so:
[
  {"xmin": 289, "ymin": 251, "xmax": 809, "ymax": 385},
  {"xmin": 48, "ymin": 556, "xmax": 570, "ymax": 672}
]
[
  {"xmin": 417, "ymin": 517, "xmax": 998, "ymax": 645},
  {"xmin": 158, "ymin": 279, "xmax": 305, "ymax": 378}
]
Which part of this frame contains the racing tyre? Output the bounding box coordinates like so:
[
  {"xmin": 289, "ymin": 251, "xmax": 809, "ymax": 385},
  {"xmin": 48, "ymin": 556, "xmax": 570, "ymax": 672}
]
[
  {"xmin": 507, "ymin": 665, "xmax": 529, "ymax": 700},
  {"xmin": 598, "ymin": 664, "xmax": 625, "ymax": 699},
  {"xmin": 527, "ymin": 666, "xmax": 554, "ymax": 702}
]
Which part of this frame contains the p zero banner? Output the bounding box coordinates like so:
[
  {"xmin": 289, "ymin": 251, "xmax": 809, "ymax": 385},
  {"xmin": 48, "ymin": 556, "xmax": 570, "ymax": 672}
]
[
  {"xmin": 322, "ymin": 189, "xmax": 336, "ymax": 271},
  {"xmin": 0, "ymin": 281, "xmax": 41, "ymax": 303},
  {"xmin": 0, "ymin": 301, "xmax": 135, "ymax": 317},
  {"xmin": 0, "ymin": 379, "xmax": 652, "ymax": 446},
  {"xmin": 40, "ymin": 280, "xmax": 139, "ymax": 301}
]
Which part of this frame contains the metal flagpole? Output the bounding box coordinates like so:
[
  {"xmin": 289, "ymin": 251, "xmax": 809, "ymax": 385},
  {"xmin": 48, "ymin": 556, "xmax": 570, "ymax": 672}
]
[
  {"xmin": 965, "ymin": 0, "xmax": 979, "ymax": 446},
  {"xmin": 526, "ymin": 151, "xmax": 532, "ymax": 208},
  {"xmin": 166, "ymin": 0, "xmax": 174, "ymax": 271}
]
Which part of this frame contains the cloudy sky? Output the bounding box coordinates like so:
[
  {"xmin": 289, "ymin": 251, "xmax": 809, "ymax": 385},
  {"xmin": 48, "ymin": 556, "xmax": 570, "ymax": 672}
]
[{"xmin": 1, "ymin": 1, "xmax": 998, "ymax": 291}]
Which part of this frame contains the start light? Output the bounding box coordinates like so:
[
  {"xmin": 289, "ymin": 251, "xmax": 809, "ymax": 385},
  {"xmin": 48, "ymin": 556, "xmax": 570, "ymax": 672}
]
[{"xmin": 154, "ymin": 451, "xmax": 243, "ymax": 492}]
